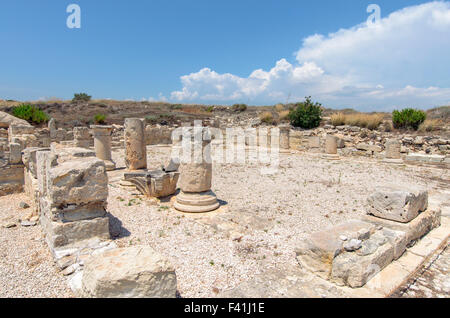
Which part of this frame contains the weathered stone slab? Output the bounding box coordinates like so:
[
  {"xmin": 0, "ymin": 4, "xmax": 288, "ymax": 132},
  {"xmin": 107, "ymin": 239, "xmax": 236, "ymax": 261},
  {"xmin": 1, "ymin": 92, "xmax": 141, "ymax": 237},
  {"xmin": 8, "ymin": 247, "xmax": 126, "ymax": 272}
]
[
  {"xmin": 295, "ymin": 220, "xmax": 376, "ymax": 280},
  {"xmin": 362, "ymin": 207, "xmax": 441, "ymax": 245},
  {"xmin": 0, "ymin": 111, "xmax": 31, "ymax": 128},
  {"xmin": 47, "ymin": 157, "xmax": 108, "ymax": 206},
  {"xmin": 81, "ymin": 246, "xmax": 177, "ymax": 298},
  {"xmin": 367, "ymin": 190, "xmax": 428, "ymax": 223}
]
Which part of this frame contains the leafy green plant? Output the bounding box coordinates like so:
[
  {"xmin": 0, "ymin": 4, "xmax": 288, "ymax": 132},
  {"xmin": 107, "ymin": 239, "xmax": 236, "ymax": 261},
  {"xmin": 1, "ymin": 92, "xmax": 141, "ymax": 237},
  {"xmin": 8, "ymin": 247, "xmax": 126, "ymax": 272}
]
[
  {"xmin": 73, "ymin": 93, "xmax": 92, "ymax": 102},
  {"xmin": 231, "ymin": 104, "xmax": 247, "ymax": 112},
  {"xmin": 392, "ymin": 108, "xmax": 426, "ymax": 130},
  {"xmin": 205, "ymin": 106, "xmax": 214, "ymax": 113},
  {"xmin": 288, "ymin": 97, "xmax": 322, "ymax": 129},
  {"xmin": 93, "ymin": 114, "xmax": 106, "ymax": 125},
  {"xmin": 12, "ymin": 104, "xmax": 49, "ymax": 124}
]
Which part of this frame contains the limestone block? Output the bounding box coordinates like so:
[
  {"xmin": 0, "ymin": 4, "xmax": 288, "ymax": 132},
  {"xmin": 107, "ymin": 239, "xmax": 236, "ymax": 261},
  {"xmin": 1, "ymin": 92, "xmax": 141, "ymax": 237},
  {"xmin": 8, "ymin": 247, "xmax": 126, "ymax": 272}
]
[
  {"xmin": 309, "ymin": 136, "xmax": 320, "ymax": 148},
  {"xmin": 362, "ymin": 207, "xmax": 441, "ymax": 245},
  {"xmin": 81, "ymin": 246, "xmax": 177, "ymax": 298},
  {"xmin": 0, "ymin": 111, "xmax": 31, "ymax": 128},
  {"xmin": 9, "ymin": 142, "xmax": 23, "ymax": 164},
  {"xmin": 330, "ymin": 241, "xmax": 394, "ymax": 288},
  {"xmin": 47, "ymin": 157, "xmax": 108, "ymax": 206},
  {"xmin": 295, "ymin": 220, "xmax": 377, "ymax": 280},
  {"xmin": 366, "ymin": 190, "xmax": 428, "ymax": 223}
]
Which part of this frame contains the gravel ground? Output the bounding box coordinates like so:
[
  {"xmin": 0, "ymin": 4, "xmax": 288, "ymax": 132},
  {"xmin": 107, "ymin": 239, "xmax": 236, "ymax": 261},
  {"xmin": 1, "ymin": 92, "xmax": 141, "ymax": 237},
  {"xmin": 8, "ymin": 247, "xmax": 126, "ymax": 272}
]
[
  {"xmin": 0, "ymin": 193, "xmax": 73, "ymax": 298},
  {"xmin": 0, "ymin": 146, "xmax": 448, "ymax": 298}
]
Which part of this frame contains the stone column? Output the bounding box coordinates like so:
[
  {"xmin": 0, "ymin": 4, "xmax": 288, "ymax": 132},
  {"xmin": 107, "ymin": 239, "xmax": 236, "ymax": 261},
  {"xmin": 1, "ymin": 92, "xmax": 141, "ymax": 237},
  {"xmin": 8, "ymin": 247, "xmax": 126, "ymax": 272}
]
[
  {"xmin": 174, "ymin": 127, "xmax": 219, "ymax": 213},
  {"xmin": 48, "ymin": 118, "xmax": 57, "ymax": 140},
  {"xmin": 124, "ymin": 118, "xmax": 147, "ymax": 170},
  {"xmin": 383, "ymin": 139, "xmax": 403, "ymax": 164},
  {"xmin": 322, "ymin": 135, "xmax": 340, "ymax": 160},
  {"xmin": 279, "ymin": 125, "xmax": 290, "ymax": 153},
  {"xmin": 91, "ymin": 125, "xmax": 116, "ymax": 171}
]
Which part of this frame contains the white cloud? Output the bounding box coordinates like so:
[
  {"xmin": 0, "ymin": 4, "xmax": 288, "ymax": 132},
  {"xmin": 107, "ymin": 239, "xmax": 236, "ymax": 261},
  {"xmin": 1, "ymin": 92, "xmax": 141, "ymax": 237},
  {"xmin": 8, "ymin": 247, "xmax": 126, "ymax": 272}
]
[{"xmin": 170, "ymin": 1, "xmax": 450, "ymax": 110}]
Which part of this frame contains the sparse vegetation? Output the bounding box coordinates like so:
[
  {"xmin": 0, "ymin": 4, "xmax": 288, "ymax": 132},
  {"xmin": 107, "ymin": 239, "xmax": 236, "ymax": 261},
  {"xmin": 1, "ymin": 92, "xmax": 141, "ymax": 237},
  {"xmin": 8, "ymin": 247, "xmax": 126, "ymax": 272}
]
[
  {"xmin": 288, "ymin": 97, "xmax": 322, "ymax": 129},
  {"xmin": 331, "ymin": 113, "xmax": 384, "ymax": 130},
  {"xmin": 73, "ymin": 93, "xmax": 92, "ymax": 103},
  {"xmin": 418, "ymin": 119, "xmax": 443, "ymax": 132},
  {"xmin": 93, "ymin": 114, "xmax": 107, "ymax": 125},
  {"xmin": 259, "ymin": 111, "xmax": 274, "ymax": 124},
  {"xmin": 278, "ymin": 110, "xmax": 290, "ymax": 121},
  {"xmin": 392, "ymin": 108, "xmax": 426, "ymax": 130},
  {"xmin": 12, "ymin": 104, "xmax": 49, "ymax": 124},
  {"xmin": 231, "ymin": 104, "xmax": 247, "ymax": 112}
]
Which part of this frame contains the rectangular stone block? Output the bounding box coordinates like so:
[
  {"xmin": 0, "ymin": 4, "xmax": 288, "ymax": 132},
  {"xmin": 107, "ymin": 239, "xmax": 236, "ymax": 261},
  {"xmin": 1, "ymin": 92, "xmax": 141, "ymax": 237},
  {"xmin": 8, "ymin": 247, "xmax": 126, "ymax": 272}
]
[
  {"xmin": 366, "ymin": 190, "xmax": 428, "ymax": 223},
  {"xmin": 47, "ymin": 157, "xmax": 108, "ymax": 206},
  {"xmin": 362, "ymin": 207, "xmax": 441, "ymax": 246}
]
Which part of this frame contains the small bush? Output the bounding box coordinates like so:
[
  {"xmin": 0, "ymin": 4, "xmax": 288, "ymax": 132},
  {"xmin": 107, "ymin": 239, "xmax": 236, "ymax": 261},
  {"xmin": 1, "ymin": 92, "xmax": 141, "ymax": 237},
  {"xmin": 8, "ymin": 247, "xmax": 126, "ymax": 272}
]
[
  {"xmin": 12, "ymin": 104, "xmax": 49, "ymax": 124},
  {"xmin": 73, "ymin": 93, "xmax": 92, "ymax": 103},
  {"xmin": 288, "ymin": 97, "xmax": 322, "ymax": 129},
  {"xmin": 170, "ymin": 104, "xmax": 183, "ymax": 110},
  {"xmin": 93, "ymin": 114, "xmax": 106, "ymax": 125},
  {"xmin": 205, "ymin": 106, "xmax": 214, "ymax": 113},
  {"xmin": 231, "ymin": 104, "xmax": 247, "ymax": 112},
  {"xmin": 259, "ymin": 111, "xmax": 274, "ymax": 124},
  {"xmin": 392, "ymin": 108, "xmax": 426, "ymax": 130}
]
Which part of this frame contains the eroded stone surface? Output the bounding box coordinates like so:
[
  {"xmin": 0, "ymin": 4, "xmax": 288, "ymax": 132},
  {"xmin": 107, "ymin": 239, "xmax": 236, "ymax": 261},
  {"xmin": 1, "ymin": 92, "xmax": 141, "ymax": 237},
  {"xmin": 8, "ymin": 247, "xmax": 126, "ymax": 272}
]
[
  {"xmin": 81, "ymin": 246, "xmax": 177, "ymax": 298},
  {"xmin": 367, "ymin": 190, "xmax": 428, "ymax": 223}
]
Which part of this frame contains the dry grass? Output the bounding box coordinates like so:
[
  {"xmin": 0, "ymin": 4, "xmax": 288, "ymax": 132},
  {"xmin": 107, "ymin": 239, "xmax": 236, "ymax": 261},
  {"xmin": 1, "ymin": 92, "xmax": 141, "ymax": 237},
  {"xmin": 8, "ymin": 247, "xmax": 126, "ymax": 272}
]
[
  {"xmin": 418, "ymin": 119, "xmax": 444, "ymax": 132},
  {"xmin": 259, "ymin": 111, "xmax": 274, "ymax": 124},
  {"xmin": 274, "ymin": 104, "xmax": 285, "ymax": 112},
  {"xmin": 330, "ymin": 113, "xmax": 384, "ymax": 130},
  {"xmin": 278, "ymin": 110, "xmax": 290, "ymax": 121}
]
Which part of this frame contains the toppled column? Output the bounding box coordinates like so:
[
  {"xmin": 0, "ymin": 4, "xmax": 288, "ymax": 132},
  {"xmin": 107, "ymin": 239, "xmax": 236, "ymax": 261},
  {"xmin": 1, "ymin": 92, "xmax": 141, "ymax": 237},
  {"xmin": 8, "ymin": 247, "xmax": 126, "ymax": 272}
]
[
  {"xmin": 73, "ymin": 127, "xmax": 91, "ymax": 148},
  {"xmin": 37, "ymin": 147, "xmax": 110, "ymax": 261},
  {"xmin": 279, "ymin": 125, "xmax": 290, "ymax": 153},
  {"xmin": 383, "ymin": 139, "xmax": 403, "ymax": 164},
  {"xmin": 174, "ymin": 127, "xmax": 219, "ymax": 213},
  {"xmin": 124, "ymin": 118, "xmax": 147, "ymax": 170},
  {"xmin": 91, "ymin": 125, "xmax": 116, "ymax": 171},
  {"xmin": 322, "ymin": 135, "xmax": 340, "ymax": 160}
]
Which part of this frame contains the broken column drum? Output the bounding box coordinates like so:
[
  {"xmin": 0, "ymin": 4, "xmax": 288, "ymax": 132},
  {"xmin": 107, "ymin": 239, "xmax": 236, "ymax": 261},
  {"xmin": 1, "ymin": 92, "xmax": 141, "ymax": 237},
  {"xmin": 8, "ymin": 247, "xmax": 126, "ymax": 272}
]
[
  {"xmin": 124, "ymin": 118, "xmax": 147, "ymax": 170},
  {"xmin": 279, "ymin": 126, "xmax": 290, "ymax": 152},
  {"xmin": 383, "ymin": 139, "xmax": 403, "ymax": 164},
  {"xmin": 174, "ymin": 127, "xmax": 219, "ymax": 213},
  {"xmin": 323, "ymin": 135, "xmax": 340, "ymax": 160},
  {"xmin": 91, "ymin": 125, "xmax": 116, "ymax": 171}
]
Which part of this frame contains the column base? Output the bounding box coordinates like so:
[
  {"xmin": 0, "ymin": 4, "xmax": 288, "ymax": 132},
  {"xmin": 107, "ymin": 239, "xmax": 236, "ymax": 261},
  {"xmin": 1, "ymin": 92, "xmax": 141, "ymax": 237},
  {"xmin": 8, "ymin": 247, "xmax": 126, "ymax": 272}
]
[
  {"xmin": 103, "ymin": 160, "xmax": 116, "ymax": 171},
  {"xmin": 174, "ymin": 190, "xmax": 220, "ymax": 213},
  {"xmin": 382, "ymin": 158, "xmax": 403, "ymax": 165},
  {"xmin": 321, "ymin": 154, "xmax": 341, "ymax": 160}
]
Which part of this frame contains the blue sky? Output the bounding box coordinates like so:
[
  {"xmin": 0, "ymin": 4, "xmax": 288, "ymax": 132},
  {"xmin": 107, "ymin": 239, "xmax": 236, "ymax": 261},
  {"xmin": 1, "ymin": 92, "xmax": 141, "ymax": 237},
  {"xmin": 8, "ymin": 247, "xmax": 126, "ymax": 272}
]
[{"xmin": 1, "ymin": 0, "xmax": 449, "ymax": 110}]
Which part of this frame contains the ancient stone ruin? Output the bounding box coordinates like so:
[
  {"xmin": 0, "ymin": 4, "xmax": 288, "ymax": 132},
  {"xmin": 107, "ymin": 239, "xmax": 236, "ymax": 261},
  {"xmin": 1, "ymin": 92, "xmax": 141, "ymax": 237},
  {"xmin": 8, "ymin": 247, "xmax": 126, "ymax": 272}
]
[{"xmin": 296, "ymin": 189, "xmax": 440, "ymax": 288}]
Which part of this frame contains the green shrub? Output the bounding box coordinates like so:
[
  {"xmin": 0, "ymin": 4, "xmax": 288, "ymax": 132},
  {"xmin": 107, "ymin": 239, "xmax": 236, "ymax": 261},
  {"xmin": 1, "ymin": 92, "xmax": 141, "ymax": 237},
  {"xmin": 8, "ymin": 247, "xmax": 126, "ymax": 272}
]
[
  {"xmin": 170, "ymin": 104, "xmax": 183, "ymax": 110},
  {"xmin": 231, "ymin": 104, "xmax": 247, "ymax": 112},
  {"xmin": 12, "ymin": 104, "xmax": 49, "ymax": 124},
  {"xmin": 288, "ymin": 97, "xmax": 322, "ymax": 129},
  {"xmin": 392, "ymin": 108, "xmax": 426, "ymax": 130},
  {"xmin": 93, "ymin": 114, "xmax": 106, "ymax": 125},
  {"xmin": 73, "ymin": 93, "xmax": 92, "ymax": 102},
  {"xmin": 205, "ymin": 106, "xmax": 214, "ymax": 113}
]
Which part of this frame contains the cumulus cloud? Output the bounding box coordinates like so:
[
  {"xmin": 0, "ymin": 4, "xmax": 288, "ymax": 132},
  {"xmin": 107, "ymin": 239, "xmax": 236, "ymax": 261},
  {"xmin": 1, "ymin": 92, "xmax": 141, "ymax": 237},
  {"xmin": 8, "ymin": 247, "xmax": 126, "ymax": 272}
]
[{"xmin": 170, "ymin": 1, "xmax": 450, "ymax": 110}]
